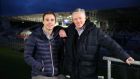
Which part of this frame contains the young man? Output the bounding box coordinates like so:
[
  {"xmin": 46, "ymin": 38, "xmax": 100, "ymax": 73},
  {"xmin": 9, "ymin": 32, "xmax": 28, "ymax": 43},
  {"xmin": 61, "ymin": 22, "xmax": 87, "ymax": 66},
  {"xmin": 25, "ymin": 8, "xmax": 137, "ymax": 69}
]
[{"xmin": 24, "ymin": 12, "xmax": 64, "ymax": 79}]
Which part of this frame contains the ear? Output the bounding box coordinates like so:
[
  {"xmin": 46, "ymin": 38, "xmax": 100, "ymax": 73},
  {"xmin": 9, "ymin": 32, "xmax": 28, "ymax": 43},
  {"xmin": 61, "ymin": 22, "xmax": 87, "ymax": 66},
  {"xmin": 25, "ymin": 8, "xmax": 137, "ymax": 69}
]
[
  {"xmin": 86, "ymin": 16, "xmax": 89, "ymax": 19},
  {"xmin": 42, "ymin": 20, "xmax": 45, "ymax": 24},
  {"xmin": 85, "ymin": 16, "xmax": 87, "ymax": 19}
]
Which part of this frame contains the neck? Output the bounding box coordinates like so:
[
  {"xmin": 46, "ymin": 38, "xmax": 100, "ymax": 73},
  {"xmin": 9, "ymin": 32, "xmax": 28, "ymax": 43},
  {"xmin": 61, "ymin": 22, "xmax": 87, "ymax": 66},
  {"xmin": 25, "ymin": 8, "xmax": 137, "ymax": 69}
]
[
  {"xmin": 43, "ymin": 27, "xmax": 53, "ymax": 36},
  {"xmin": 75, "ymin": 27, "xmax": 81, "ymax": 31},
  {"xmin": 75, "ymin": 25, "xmax": 85, "ymax": 31}
]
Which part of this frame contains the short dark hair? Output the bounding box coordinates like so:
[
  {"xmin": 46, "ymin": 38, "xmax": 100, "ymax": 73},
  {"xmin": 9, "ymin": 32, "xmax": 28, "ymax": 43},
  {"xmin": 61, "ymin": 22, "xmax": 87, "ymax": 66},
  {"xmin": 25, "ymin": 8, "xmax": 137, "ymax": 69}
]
[{"xmin": 42, "ymin": 11, "xmax": 56, "ymax": 21}]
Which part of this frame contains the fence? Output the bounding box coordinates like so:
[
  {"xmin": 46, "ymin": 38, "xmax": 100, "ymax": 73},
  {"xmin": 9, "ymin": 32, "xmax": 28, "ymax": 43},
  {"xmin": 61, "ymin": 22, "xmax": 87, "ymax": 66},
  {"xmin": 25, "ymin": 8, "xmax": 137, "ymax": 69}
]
[
  {"xmin": 0, "ymin": 36, "xmax": 24, "ymax": 50},
  {"xmin": 103, "ymin": 56, "xmax": 140, "ymax": 79}
]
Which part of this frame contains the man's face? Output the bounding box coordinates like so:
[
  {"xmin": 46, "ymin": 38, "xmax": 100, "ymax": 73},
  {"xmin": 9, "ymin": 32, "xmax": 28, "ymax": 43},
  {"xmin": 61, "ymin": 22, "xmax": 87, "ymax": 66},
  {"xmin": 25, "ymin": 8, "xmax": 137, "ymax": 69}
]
[
  {"xmin": 43, "ymin": 14, "xmax": 56, "ymax": 30},
  {"xmin": 72, "ymin": 12, "xmax": 86, "ymax": 29}
]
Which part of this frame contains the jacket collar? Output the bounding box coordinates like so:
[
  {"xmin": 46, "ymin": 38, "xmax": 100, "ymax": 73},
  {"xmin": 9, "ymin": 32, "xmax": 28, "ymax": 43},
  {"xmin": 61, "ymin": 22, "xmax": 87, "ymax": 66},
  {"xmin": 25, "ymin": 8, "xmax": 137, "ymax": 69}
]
[
  {"xmin": 68, "ymin": 20, "xmax": 96, "ymax": 42},
  {"xmin": 34, "ymin": 25, "xmax": 60, "ymax": 40},
  {"xmin": 69, "ymin": 19, "xmax": 96, "ymax": 31}
]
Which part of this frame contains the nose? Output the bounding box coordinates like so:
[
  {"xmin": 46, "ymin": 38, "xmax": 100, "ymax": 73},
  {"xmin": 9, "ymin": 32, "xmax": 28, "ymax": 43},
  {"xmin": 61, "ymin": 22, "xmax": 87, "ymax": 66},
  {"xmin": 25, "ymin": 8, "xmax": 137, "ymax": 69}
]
[
  {"xmin": 77, "ymin": 18, "xmax": 80, "ymax": 22},
  {"xmin": 48, "ymin": 21, "xmax": 53, "ymax": 24},
  {"xmin": 76, "ymin": 19, "xmax": 81, "ymax": 23}
]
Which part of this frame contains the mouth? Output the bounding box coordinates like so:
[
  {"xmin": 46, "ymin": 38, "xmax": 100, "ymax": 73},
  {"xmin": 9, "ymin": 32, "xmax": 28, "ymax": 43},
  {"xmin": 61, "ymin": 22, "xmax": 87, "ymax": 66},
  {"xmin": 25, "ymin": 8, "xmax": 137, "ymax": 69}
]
[{"xmin": 47, "ymin": 24, "xmax": 53, "ymax": 27}]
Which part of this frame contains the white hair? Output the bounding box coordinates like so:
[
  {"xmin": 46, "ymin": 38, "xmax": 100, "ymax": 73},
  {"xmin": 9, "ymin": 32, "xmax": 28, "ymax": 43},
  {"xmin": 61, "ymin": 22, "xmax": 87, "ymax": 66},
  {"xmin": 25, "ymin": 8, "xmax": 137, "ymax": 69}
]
[{"xmin": 72, "ymin": 8, "xmax": 86, "ymax": 16}]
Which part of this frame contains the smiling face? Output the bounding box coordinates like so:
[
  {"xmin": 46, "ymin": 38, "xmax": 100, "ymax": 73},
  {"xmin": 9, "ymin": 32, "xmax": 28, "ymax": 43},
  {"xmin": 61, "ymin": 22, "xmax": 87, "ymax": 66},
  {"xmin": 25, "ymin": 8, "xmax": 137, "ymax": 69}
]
[
  {"xmin": 72, "ymin": 11, "xmax": 86, "ymax": 29},
  {"xmin": 43, "ymin": 13, "xmax": 56, "ymax": 31}
]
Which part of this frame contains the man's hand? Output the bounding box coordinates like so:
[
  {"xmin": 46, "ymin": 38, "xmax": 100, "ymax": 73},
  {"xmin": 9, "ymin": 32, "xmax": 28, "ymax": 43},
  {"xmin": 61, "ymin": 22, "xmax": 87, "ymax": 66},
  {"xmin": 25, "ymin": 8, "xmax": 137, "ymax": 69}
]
[
  {"xmin": 59, "ymin": 29, "xmax": 67, "ymax": 38},
  {"xmin": 126, "ymin": 57, "xmax": 134, "ymax": 65}
]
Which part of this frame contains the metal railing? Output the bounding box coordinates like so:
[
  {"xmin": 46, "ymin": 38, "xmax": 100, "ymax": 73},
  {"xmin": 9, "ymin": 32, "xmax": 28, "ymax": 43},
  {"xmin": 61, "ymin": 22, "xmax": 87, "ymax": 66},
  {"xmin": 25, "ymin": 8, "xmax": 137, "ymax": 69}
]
[{"xmin": 103, "ymin": 56, "xmax": 140, "ymax": 79}]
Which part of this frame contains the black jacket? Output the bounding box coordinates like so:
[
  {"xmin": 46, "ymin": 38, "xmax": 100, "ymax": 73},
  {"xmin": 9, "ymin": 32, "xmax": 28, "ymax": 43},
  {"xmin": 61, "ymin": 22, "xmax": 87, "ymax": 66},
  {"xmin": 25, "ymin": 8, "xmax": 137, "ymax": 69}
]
[
  {"xmin": 24, "ymin": 25, "xmax": 64, "ymax": 77},
  {"xmin": 63, "ymin": 20, "xmax": 129, "ymax": 79}
]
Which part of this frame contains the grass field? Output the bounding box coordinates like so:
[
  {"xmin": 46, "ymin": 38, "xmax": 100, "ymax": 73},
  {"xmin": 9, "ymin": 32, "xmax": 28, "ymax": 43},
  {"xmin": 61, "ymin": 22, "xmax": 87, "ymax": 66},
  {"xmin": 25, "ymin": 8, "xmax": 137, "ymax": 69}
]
[
  {"xmin": 0, "ymin": 47, "xmax": 30, "ymax": 79},
  {"xmin": 0, "ymin": 47, "xmax": 139, "ymax": 79}
]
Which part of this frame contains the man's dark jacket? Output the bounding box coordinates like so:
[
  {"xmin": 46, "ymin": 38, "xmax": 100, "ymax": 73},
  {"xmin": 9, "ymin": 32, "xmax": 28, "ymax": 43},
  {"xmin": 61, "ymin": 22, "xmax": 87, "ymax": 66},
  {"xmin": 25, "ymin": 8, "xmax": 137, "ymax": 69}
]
[
  {"xmin": 63, "ymin": 20, "xmax": 129, "ymax": 79},
  {"xmin": 24, "ymin": 26, "xmax": 64, "ymax": 77}
]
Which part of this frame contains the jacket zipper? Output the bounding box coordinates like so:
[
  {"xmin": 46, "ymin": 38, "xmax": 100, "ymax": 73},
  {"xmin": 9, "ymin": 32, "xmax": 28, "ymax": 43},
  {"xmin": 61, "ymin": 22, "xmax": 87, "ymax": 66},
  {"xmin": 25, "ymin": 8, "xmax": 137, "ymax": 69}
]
[
  {"xmin": 41, "ymin": 60, "xmax": 45, "ymax": 72},
  {"xmin": 49, "ymin": 41, "xmax": 55, "ymax": 76}
]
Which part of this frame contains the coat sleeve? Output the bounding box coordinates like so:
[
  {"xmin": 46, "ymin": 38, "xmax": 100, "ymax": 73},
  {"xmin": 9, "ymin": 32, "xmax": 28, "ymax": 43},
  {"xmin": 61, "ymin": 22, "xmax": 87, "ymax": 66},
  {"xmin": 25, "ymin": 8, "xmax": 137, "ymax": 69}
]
[
  {"xmin": 24, "ymin": 34, "xmax": 42, "ymax": 70},
  {"xmin": 97, "ymin": 29, "xmax": 130, "ymax": 61},
  {"xmin": 62, "ymin": 26, "xmax": 75, "ymax": 76}
]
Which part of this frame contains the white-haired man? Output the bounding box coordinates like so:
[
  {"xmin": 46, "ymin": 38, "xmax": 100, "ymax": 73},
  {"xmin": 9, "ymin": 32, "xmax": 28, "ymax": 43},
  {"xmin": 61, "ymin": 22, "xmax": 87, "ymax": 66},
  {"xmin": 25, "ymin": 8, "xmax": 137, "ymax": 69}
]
[{"xmin": 60, "ymin": 8, "xmax": 134, "ymax": 79}]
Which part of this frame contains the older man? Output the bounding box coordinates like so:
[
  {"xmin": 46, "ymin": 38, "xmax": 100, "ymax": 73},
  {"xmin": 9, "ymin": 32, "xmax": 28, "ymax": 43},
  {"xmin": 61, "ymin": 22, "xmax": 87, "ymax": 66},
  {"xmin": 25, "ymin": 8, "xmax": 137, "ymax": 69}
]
[{"xmin": 60, "ymin": 8, "xmax": 134, "ymax": 79}]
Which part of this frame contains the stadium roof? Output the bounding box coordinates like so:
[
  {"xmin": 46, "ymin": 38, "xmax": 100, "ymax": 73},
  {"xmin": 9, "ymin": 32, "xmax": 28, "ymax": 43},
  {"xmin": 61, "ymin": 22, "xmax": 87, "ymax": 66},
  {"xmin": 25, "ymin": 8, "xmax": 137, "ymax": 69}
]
[{"xmin": 0, "ymin": 0, "xmax": 140, "ymax": 16}]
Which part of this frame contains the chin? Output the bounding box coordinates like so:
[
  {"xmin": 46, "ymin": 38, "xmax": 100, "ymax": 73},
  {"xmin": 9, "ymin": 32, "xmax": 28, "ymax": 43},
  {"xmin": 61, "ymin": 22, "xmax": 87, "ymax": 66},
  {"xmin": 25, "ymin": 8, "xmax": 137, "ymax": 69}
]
[{"xmin": 78, "ymin": 26, "xmax": 83, "ymax": 28}]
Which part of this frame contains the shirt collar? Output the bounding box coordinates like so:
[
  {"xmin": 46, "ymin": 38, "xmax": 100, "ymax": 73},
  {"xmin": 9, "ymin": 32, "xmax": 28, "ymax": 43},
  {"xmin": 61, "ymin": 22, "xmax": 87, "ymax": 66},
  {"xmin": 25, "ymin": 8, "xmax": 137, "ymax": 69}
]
[
  {"xmin": 42, "ymin": 27, "xmax": 53, "ymax": 39},
  {"xmin": 75, "ymin": 25, "xmax": 85, "ymax": 36}
]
